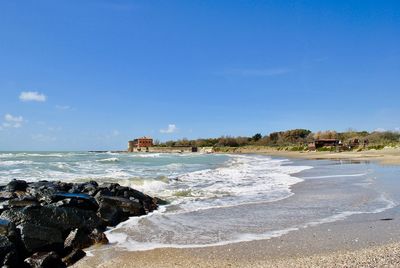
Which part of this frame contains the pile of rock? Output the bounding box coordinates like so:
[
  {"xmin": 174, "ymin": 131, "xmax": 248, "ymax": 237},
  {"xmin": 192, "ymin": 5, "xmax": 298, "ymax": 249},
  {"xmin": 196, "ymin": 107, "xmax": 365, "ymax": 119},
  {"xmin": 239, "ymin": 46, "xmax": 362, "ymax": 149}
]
[{"xmin": 0, "ymin": 179, "xmax": 166, "ymax": 267}]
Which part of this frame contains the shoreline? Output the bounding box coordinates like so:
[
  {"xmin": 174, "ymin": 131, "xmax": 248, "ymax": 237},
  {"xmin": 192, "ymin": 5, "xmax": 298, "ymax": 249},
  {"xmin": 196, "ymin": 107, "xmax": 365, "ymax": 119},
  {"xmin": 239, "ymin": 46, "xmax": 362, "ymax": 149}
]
[
  {"xmin": 217, "ymin": 146, "xmax": 400, "ymax": 166},
  {"xmin": 75, "ymin": 152, "xmax": 400, "ymax": 267},
  {"xmin": 75, "ymin": 206, "xmax": 400, "ymax": 268}
]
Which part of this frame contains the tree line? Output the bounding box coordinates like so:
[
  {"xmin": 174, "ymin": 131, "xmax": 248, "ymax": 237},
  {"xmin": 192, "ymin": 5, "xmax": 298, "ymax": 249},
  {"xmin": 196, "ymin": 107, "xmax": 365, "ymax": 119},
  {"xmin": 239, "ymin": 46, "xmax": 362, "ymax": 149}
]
[{"xmin": 155, "ymin": 129, "xmax": 400, "ymax": 148}]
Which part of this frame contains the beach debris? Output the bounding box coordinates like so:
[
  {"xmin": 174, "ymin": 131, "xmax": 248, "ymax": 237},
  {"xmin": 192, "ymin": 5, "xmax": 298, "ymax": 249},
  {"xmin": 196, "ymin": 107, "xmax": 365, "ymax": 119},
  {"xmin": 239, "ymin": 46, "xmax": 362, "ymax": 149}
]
[
  {"xmin": 380, "ymin": 218, "xmax": 394, "ymax": 221},
  {"xmin": 0, "ymin": 179, "xmax": 165, "ymax": 267}
]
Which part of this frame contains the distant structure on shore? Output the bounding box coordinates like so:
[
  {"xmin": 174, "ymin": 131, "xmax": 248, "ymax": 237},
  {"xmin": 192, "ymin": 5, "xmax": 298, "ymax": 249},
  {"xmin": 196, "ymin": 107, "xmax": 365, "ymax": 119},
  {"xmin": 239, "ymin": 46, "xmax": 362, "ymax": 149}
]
[
  {"xmin": 308, "ymin": 138, "xmax": 369, "ymax": 151},
  {"xmin": 127, "ymin": 136, "xmax": 214, "ymax": 153},
  {"xmin": 128, "ymin": 136, "xmax": 153, "ymax": 152}
]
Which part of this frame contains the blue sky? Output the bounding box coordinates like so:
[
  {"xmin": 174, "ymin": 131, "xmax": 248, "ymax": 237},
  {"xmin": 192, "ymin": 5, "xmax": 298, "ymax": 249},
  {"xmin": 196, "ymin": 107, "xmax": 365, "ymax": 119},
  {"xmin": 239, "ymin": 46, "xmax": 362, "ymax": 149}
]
[{"xmin": 0, "ymin": 0, "xmax": 399, "ymax": 150}]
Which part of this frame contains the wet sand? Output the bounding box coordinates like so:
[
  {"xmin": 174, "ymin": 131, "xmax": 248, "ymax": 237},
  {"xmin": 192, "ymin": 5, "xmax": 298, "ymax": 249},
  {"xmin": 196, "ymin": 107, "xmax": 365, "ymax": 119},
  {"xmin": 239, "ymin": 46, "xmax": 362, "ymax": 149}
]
[
  {"xmin": 75, "ymin": 152, "xmax": 400, "ymax": 268},
  {"xmin": 221, "ymin": 147, "xmax": 400, "ymax": 166},
  {"xmin": 75, "ymin": 206, "xmax": 400, "ymax": 267}
]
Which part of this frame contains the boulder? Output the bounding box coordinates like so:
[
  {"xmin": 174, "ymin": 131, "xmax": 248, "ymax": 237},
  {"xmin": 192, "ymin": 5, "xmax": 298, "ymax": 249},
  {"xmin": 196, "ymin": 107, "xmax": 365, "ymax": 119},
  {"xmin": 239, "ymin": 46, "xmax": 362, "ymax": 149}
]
[
  {"xmin": 51, "ymin": 193, "xmax": 99, "ymax": 211},
  {"xmin": 89, "ymin": 228, "xmax": 108, "ymax": 245},
  {"xmin": 0, "ymin": 236, "xmax": 19, "ymax": 267},
  {"xmin": 8, "ymin": 198, "xmax": 40, "ymax": 208},
  {"xmin": 18, "ymin": 223, "xmax": 63, "ymax": 253},
  {"xmin": 62, "ymin": 248, "xmax": 86, "ymax": 266},
  {"xmin": 0, "ymin": 219, "xmax": 13, "ymax": 236},
  {"xmin": 97, "ymin": 202, "xmax": 125, "ymax": 226},
  {"xmin": 99, "ymin": 196, "xmax": 144, "ymax": 216},
  {"xmin": 0, "ymin": 205, "xmax": 105, "ymax": 234},
  {"xmin": 24, "ymin": 251, "xmax": 65, "ymax": 268},
  {"xmin": 6, "ymin": 180, "xmax": 28, "ymax": 192},
  {"xmin": 0, "ymin": 191, "xmax": 16, "ymax": 201},
  {"xmin": 64, "ymin": 228, "xmax": 92, "ymax": 250},
  {"xmin": 64, "ymin": 228, "xmax": 109, "ymax": 252}
]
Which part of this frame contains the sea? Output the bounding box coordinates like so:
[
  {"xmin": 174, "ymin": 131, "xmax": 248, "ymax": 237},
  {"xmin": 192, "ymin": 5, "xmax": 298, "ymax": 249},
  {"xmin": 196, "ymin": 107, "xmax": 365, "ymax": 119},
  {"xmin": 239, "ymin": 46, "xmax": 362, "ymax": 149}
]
[{"xmin": 0, "ymin": 151, "xmax": 397, "ymax": 251}]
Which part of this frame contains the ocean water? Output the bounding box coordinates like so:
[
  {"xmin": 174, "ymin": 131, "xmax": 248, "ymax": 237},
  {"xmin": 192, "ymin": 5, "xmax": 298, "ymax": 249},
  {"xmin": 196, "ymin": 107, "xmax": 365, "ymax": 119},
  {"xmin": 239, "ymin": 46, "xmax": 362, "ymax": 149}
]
[{"xmin": 0, "ymin": 152, "xmax": 396, "ymax": 251}]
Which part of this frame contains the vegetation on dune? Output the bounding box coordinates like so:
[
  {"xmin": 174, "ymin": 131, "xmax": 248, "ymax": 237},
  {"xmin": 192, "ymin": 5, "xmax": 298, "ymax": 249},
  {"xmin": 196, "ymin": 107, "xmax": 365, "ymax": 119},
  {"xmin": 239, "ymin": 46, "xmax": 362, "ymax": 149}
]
[{"xmin": 156, "ymin": 129, "xmax": 400, "ymax": 151}]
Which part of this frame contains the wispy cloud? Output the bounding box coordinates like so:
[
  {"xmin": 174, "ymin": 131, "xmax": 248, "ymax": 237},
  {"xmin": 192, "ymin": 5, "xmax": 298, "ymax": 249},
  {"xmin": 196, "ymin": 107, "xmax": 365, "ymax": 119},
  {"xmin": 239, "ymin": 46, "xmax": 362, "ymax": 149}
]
[
  {"xmin": 220, "ymin": 68, "xmax": 291, "ymax": 77},
  {"xmin": 374, "ymin": 128, "xmax": 386, "ymax": 132},
  {"xmin": 19, "ymin": 91, "xmax": 47, "ymax": 102},
  {"xmin": 1, "ymin": 113, "xmax": 24, "ymax": 129},
  {"xmin": 160, "ymin": 124, "xmax": 177, "ymax": 134},
  {"xmin": 55, "ymin": 105, "xmax": 75, "ymax": 111}
]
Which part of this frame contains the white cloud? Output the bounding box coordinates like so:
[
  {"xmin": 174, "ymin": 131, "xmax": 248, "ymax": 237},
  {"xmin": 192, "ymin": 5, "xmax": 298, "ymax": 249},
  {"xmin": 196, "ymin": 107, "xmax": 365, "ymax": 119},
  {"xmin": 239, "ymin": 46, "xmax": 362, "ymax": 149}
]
[
  {"xmin": 19, "ymin": 91, "xmax": 47, "ymax": 102},
  {"xmin": 160, "ymin": 124, "xmax": 177, "ymax": 134},
  {"xmin": 2, "ymin": 113, "xmax": 24, "ymax": 128},
  {"xmin": 374, "ymin": 128, "xmax": 386, "ymax": 132}
]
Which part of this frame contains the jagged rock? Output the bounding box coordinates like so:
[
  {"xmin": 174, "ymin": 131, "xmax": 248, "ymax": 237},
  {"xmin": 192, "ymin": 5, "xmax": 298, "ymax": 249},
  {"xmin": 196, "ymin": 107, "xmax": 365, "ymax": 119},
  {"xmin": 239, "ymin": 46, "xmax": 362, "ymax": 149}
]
[
  {"xmin": 64, "ymin": 228, "xmax": 109, "ymax": 252},
  {"xmin": 62, "ymin": 248, "xmax": 86, "ymax": 266},
  {"xmin": 94, "ymin": 187, "xmax": 112, "ymax": 201},
  {"xmin": 8, "ymin": 198, "xmax": 40, "ymax": 208},
  {"xmin": 18, "ymin": 223, "xmax": 63, "ymax": 253},
  {"xmin": 0, "ymin": 236, "xmax": 18, "ymax": 267},
  {"xmin": 24, "ymin": 251, "xmax": 65, "ymax": 268},
  {"xmin": 51, "ymin": 193, "xmax": 99, "ymax": 211},
  {"xmin": 97, "ymin": 202, "xmax": 124, "ymax": 226},
  {"xmin": 6, "ymin": 180, "xmax": 28, "ymax": 192},
  {"xmin": 64, "ymin": 228, "xmax": 92, "ymax": 250},
  {"xmin": 0, "ymin": 206, "xmax": 105, "ymax": 234},
  {"xmin": 99, "ymin": 196, "xmax": 144, "ymax": 216},
  {"xmin": 26, "ymin": 183, "xmax": 58, "ymax": 203},
  {"xmin": 0, "ymin": 191, "xmax": 16, "ymax": 201},
  {"xmin": 68, "ymin": 181, "xmax": 98, "ymax": 196},
  {"xmin": 89, "ymin": 228, "xmax": 108, "ymax": 245},
  {"xmin": 0, "ymin": 180, "xmax": 163, "ymax": 266},
  {"xmin": 0, "ymin": 219, "xmax": 13, "ymax": 236}
]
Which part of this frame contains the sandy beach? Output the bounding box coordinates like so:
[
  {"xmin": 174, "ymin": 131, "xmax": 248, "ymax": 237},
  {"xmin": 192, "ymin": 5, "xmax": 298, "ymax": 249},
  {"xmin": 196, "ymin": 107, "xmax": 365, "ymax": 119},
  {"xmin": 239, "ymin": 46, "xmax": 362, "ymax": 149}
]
[
  {"xmin": 219, "ymin": 146, "xmax": 400, "ymax": 166},
  {"xmin": 74, "ymin": 148, "xmax": 400, "ymax": 268},
  {"xmin": 75, "ymin": 207, "xmax": 400, "ymax": 267}
]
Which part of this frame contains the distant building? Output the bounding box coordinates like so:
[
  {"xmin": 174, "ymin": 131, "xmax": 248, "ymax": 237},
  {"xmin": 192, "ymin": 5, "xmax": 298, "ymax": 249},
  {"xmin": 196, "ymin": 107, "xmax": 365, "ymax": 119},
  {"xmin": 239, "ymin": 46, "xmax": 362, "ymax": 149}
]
[
  {"xmin": 308, "ymin": 139, "xmax": 340, "ymax": 150},
  {"xmin": 128, "ymin": 136, "xmax": 153, "ymax": 152}
]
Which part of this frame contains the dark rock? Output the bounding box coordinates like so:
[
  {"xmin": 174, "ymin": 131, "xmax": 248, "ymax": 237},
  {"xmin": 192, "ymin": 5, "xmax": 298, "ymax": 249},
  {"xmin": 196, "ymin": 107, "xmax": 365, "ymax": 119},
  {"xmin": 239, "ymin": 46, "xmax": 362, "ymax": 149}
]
[
  {"xmin": 0, "ymin": 191, "xmax": 16, "ymax": 201},
  {"xmin": 64, "ymin": 228, "xmax": 109, "ymax": 252},
  {"xmin": 8, "ymin": 198, "xmax": 40, "ymax": 208},
  {"xmin": 89, "ymin": 228, "xmax": 108, "ymax": 245},
  {"xmin": 97, "ymin": 202, "xmax": 125, "ymax": 226},
  {"xmin": 18, "ymin": 223, "xmax": 63, "ymax": 253},
  {"xmin": 26, "ymin": 184, "xmax": 58, "ymax": 203},
  {"xmin": 1, "ymin": 205, "xmax": 105, "ymax": 234},
  {"xmin": 0, "ymin": 219, "xmax": 13, "ymax": 236},
  {"xmin": 68, "ymin": 181, "xmax": 98, "ymax": 196},
  {"xmin": 24, "ymin": 251, "xmax": 65, "ymax": 268},
  {"xmin": 51, "ymin": 192, "xmax": 99, "ymax": 211},
  {"xmin": 94, "ymin": 187, "xmax": 112, "ymax": 201},
  {"xmin": 62, "ymin": 248, "xmax": 86, "ymax": 266},
  {"xmin": 99, "ymin": 196, "xmax": 144, "ymax": 216},
  {"xmin": 6, "ymin": 180, "xmax": 28, "ymax": 192},
  {"xmin": 0, "ymin": 236, "xmax": 19, "ymax": 267},
  {"xmin": 0, "ymin": 179, "xmax": 163, "ymax": 266},
  {"xmin": 64, "ymin": 228, "xmax": 92, "ymax": 250},
  {"xmin": 154, "ymin": 197, "xmax": 168, "ymax": 205}
]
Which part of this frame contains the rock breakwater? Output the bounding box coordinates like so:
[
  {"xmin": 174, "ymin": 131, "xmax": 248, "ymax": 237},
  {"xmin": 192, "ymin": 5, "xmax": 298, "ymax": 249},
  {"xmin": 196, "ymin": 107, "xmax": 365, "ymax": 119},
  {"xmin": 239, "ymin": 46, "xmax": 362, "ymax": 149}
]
[{"xmin": 0, "ymin": 179, "xmax": 165, "ymax": 267}]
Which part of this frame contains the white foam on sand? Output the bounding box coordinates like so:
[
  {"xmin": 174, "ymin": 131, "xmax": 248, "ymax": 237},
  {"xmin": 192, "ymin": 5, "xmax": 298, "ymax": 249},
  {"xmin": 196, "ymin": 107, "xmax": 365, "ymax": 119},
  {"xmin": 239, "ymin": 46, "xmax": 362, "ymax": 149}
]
[{"xmin": 104, "ymin": 155, "xmax": 316, "ymax": 250}]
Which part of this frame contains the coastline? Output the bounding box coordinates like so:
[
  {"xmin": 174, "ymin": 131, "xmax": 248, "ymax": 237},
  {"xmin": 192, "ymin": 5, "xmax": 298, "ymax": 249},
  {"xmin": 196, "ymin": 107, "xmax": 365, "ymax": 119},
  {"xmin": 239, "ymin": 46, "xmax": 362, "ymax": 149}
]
[
  {"xmin": 75, "ymin": 206, "xmax": 400, "ymax": 267},
  {"xmin": 217, "ymin": 146, "xmax": 400, "ymax": 166},
  {"xmin": 74, "ymin": 150, "xmax": 400, "ymax": 268}
]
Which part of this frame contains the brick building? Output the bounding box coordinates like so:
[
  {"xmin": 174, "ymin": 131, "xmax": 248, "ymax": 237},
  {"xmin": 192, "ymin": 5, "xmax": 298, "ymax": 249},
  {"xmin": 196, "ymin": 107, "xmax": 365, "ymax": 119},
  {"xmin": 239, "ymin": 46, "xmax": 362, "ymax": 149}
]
[{"xmin": 128, "ymin": 136, "xmax": 153, "ymax": 152}]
